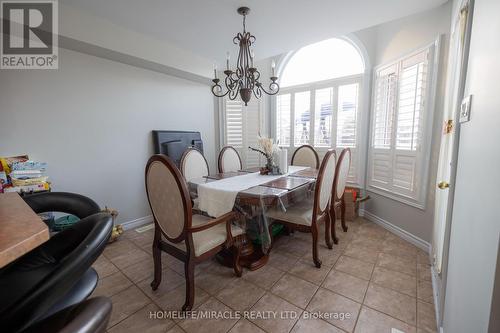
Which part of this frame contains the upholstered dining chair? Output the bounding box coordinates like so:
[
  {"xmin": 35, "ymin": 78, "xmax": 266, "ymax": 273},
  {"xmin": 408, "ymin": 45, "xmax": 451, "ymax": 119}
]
[
  {"xmin": 218, "ymin": 146, "xmax": 243, "ymax": 173},
  {"xmin": 291, "ymin": 145, "xmax": 320, "ymax": 169},
  {"xmin": 266, "ymin": 149, "xmax": 337, "ymax": 268},
  {"xmin": 330, "ymin": 148, "xmax": 351, "ymax": 244},
  {"xmin": 145, "ymin": 154, "xmax": 244, "ymax": 311},
  {"xmin": 180, "ymin": 147, "xmax": 209, "ymax": 182}
]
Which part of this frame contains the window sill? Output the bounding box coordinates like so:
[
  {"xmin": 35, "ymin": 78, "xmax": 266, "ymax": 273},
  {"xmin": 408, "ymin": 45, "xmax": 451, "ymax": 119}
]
[{"xmin": 367, "ymin": 185, "xmax": 426, "ymax": 210}]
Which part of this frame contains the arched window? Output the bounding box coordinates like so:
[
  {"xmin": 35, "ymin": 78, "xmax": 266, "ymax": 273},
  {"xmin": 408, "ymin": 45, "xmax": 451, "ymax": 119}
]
[
  {"xmin": 275, "ymin": 37, "xmax": 365, "ymax": 184},
  {"xmin": 280, "ymin": 38, "xmax": 364, "ymax": 87}
]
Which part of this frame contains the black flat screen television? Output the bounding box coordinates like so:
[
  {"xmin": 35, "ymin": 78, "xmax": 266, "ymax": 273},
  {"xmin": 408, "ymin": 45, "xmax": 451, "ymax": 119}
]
[{"xmin": 152, "ymin": 130, "xmax": 203, "ymax": 167}]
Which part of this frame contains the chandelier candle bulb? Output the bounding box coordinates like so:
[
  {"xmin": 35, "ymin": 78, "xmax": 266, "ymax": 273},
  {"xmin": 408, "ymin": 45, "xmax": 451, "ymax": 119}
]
[{"xmin": 226, "ymin": 52, "xmax": 230, "ymax": 70}]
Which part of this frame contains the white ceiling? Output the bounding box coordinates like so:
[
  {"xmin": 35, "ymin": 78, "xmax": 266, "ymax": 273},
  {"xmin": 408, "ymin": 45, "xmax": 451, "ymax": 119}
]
[{"xmin": 62, "ymin": 0, "xmax": 447, "ymax": 63}]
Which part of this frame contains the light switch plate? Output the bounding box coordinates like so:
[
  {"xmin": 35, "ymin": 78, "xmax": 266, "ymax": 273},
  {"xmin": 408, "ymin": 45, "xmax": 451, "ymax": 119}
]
[{"xmin": 459, "ymin": 95, "xmax": 472, "ymax": 123}]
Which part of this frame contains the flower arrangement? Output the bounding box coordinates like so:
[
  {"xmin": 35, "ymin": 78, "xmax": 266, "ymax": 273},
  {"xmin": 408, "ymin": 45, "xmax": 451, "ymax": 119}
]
[{"xmin": 249, "ymin": 135, "xmax": 279, "ymax": 174}]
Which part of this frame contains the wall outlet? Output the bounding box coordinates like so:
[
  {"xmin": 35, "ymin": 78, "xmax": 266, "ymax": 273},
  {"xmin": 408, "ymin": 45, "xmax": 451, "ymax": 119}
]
[{"xmin": 459, "ymin": 95, "xmax": 472, "ymax": 123}]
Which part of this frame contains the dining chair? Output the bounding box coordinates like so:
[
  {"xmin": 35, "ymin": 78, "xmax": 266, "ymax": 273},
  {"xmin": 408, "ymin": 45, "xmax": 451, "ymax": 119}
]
[
  {"xmin": 330, "ymin": 148, "xmax": 351, "ymax": 244},
  {"xmin": 218, "ymin": 146, "xmax": 243, "ymax": 173},
  {"xmin": 180, "ymin": 147, "xmax": 209, "ymax": 182},
  {"xmin": 291, "ymin": 145, "xmax": 320, "ymax": 169},
  {"xmin": 145, "ymin": 154, "xmax": 245, "ymax": 311},
  {"xmin": 266, "ymin": 149, "xmax": 337, "ymax": 268}
]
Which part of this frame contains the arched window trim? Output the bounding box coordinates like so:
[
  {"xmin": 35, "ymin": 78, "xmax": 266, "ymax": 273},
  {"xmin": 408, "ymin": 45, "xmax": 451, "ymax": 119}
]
[{"xmin": 272, "ymin": 35, "xmax": 370, "ymax": 187}]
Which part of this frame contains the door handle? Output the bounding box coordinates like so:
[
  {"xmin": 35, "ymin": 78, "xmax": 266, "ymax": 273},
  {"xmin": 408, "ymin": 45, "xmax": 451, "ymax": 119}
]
[{"xmin": 437, "ymin": 181, "xmax": 449, "ymax": 189}]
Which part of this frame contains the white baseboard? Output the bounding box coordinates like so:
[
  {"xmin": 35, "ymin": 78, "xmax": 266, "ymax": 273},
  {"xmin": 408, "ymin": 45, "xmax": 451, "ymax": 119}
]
[
  {"xmin": 359, "ymin": 209, "xmax": 431, "ymax": 252},
  {"xmin": 120, "ymin": 215, "xmax": 153, "ymax": 231}
]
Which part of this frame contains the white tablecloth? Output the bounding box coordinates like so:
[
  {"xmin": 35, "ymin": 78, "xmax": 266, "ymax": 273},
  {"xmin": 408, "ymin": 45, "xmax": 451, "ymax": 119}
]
[{"xmin": 197, "ymin": 166, "xmax": 307, "ymax": 217}]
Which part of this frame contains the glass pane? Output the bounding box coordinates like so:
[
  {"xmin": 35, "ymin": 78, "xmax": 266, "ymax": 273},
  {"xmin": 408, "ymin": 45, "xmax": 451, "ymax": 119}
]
[
  {"xmin": 337, "ymin": 84, "xmax": 358, "ymax": 148},
  {"xmin": 294, "ymin": 91, "xmax": 311, "ymax": 146},
  {"xmin": 314, "ymin": 87, "xmax": 333, "ymax": 147},
  {"xmin": 281, "ymin": 38, "xmax": 364, "ymax": 87},
  {"xmin": 276, "ymin": 94, "xmax": 291, "ymax": 146}
]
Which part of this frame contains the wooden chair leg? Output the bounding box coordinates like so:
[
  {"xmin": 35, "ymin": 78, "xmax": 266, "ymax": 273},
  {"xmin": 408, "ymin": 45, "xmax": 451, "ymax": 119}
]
[
  {"xmin": 232, "ymin": 244, "xmax": 242, "ymax": 277},
  {"xmin": 330, "ymin": 208, "xmax": 339, "ymax": 244},
  {"xmin": 324, "ymin": 213, "xmax": 333, "ymax": 249},
  {"xmin": 150, "ymin": 230, "xmax": 162, "ymax": 290},
  {"xmin": 341, "ymin": 197, "xmax": 348, "ymax": 232},
  {"xmin": 182, "ymin": 260, "xmax": 195, "ymax": 311},
  {"xmin": 311, "ymin": 224, "xmax": 322, "ymax": 268}
]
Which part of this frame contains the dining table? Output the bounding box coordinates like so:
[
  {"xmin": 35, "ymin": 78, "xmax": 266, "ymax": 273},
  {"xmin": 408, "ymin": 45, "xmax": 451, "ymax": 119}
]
[{"xmin": 188, "ymin": 165, "xmax": 318, "ymax": 270}]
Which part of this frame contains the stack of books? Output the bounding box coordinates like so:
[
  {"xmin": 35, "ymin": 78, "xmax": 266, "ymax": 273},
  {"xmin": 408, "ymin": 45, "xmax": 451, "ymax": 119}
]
[{"xmin": 0, "ymin": 156, "xmax": 50, "ymax": 194}]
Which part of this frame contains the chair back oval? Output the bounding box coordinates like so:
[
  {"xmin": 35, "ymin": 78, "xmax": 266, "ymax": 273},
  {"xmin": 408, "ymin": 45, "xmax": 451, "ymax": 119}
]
[
  {"xmin": 218, "ymin": 146, "xmax": 242, "ymax": 173},
  {"xmin": 334, "ymin": 148, "xmax": 351, "ymax": 200},
  {"xmin": 180, "ymin": 148, "xmax": 209, "ymax": 182},
  {"xmin": 313, "ymin": 149, "xmax": 337, "ymax": 214},
  {"xmin": 291, "ymin": 145, "xmax": 320, "ymax": 169},
  {"xmin": 145, "ymin": 155, "xmax": 191, "ymax": 242}
]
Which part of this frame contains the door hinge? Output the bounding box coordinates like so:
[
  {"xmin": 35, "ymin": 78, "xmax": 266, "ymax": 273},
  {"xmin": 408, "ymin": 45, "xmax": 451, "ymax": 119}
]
[{"xmin": 444, "ymin": 119, "xmax": 453, "ymax": 134}]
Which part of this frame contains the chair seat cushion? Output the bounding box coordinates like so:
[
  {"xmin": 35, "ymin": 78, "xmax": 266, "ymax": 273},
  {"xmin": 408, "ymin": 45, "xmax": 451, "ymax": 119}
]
[
  {"xmin": 166, "ymin": 214, "xmax": 244, "ymax": 257},
  {"xmin": 266, "ymin": 201, "xmax": 314, "ymax": 226}
]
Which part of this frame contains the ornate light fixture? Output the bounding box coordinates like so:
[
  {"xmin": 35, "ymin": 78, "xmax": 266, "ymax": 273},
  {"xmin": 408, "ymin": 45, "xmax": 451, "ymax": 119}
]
[{"xmin": 211, "ymin": 7, "xmax": 279, "ymax": 106}]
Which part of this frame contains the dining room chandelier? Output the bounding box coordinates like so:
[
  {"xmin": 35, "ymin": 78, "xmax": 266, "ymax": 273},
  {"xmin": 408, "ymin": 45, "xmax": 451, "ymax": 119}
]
[{"xmin": 211, "ymin": 7, "xmax": 279, "ymax": 106}]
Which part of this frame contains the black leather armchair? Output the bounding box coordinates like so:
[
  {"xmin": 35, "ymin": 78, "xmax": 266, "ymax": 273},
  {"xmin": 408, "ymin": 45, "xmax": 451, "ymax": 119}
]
[
  {"xmin": 21, "ymin": 297, "xmax": 112, "ymax": 333},
  {"xmin": 23, "ymin": 192, "xmax": 101, "ymax": 219},
  {"xmin": 0, "ymin": 212, "xmax": 113, "ymax": 333}
]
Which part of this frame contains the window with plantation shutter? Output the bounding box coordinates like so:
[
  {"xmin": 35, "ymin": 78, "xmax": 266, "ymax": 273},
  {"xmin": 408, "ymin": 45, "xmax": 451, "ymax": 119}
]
[
  {"xmin": 223, "ymin": 97, "xmax": 262, "ymax": 168},
  {"xmin": 368, "ymin": 45, "xmax": 435, "ymax": 207}
]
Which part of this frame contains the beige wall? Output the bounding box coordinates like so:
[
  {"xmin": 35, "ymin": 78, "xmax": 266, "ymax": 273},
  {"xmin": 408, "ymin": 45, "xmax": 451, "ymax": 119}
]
[{"xmin": 0, "ymin": 48, "xmax": 217, "ymax": 225}]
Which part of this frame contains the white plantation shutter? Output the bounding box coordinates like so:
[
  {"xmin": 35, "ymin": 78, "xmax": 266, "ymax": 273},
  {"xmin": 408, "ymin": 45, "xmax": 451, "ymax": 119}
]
[
  {"xmin": 223, "ymin": 97, "xmax": 262, "ymax": 168},
  {"xmin": 368, "ymin": 47, "xmax": 434, "ymax": 205}
]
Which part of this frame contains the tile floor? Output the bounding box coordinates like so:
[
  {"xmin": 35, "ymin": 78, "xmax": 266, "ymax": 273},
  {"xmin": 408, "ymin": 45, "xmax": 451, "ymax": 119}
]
[{"xmin": 92, "ymin": 217, "xmax": 437, "ymax": 333}]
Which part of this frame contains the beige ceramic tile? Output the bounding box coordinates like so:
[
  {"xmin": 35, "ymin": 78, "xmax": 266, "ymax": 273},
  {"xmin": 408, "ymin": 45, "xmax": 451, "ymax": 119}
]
[
  {"xmin": 179, "ymin": 297, "xmax": 239, "ymax": 333},
  {"xmin": 417, "ymin": 280, "xmax": 434, "ymax": 304},
  {"xmin": 216, "ymin": 278, "xmax": 266, "ymax": 311},
  {"xmin": 271, "ymin": 274, "xmax": 318, "ymax": 309},
  {"xmin": 343, "ymin": 243, "xmax": 380, "ymax": 264},
  {"xmin": 228, "ymin": 319, "xmax": 265, "ymax": 333},
  {"xmin": 243, "ymin": 264, "xmax": 285, "ymax": 290},
  {"xmin": 417, "ymin": 300, "xmax": 437, "ymax": 333},
  {"xmin": 108, "ymin": 302, "xmax": 174, "ymax": 333},
  {"xmin": 306, "ymin": 288, "xmax": 361, "ymax": 332},
  {"xmin": 154, "ymin": 284, "xmax": 209, "ymax": 312},
  {"xmin": 92, "ymin": 255, "xmax": 119, "ymax": 278},
  {"xmin": 371, "ymin": 266, "xmax": 417, "ymax": 297},
  {"xmin": 107, "ymin": 286, "xmax": 151, "ymax": 328},
  {"xmin": 93, "ymin": 271, "xmax": 133, "ymax": 298},
  {"xmin": 354, "ymin": 306, "xmax": 416, "ymax": 333},
  {"xmin": 417, "ymin": 264, "xmax": 432, "ymax": 281},
  {"xmin": 288, "ymin": 259, "xmax": 331, "ymax": 285},
  {"xmin": 121, "ymin": 259, "xmax": 155, "ymax": 283},
  {"xmin": 377, "ymin": 253, "xmax": 417, "ymax": 277},
  {"xmin": 249, "ymin": 293, "xmax": 302, "ymax": 333},
  {"xmin": 136, "ymin": 267, "xmax": 185, "ymax": 301},
  {"xmin": 291, "ymin": 312, "xmax": 344, "ymax": 332},
  {"xmin": 322, "ymin": 269, "xmax": 369, "ymax": 303},
  {"xmin": 268, "ymin": 250, "xmax": 300, "ymax": 272},
  {"xmin": 334, "ymin": 256, "xmax": 374, "ymax": 281},
  {"xmin": 364, "ymin": 284, "xmax": 416, "ymax": 326}
]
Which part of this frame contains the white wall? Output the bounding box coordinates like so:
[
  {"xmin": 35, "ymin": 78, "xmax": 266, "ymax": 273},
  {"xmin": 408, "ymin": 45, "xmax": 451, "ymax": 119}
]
[
  {"xmin": 0, "ymin": 48, "xmax": 216, "ymax": 224},
  {"xmin": 442, "ymin": 0, "xmax": 500, "ymax": 331},
  {"xmin": 354, "ymin": 2, "xmax": 452, "ymax": 243}
]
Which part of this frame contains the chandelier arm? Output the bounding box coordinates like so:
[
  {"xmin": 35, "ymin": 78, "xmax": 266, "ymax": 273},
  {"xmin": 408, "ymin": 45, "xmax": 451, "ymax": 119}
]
[
  {"xmin": 257, "ymin": 81, "xmax": 280, "ymax": 96},
  {"xmin": 211, "ymin": 84, "xmax": 230, "ymax": 97}
]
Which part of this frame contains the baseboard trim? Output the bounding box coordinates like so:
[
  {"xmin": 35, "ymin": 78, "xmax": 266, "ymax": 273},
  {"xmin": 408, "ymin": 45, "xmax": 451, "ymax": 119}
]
[
  {"xmin": 359, "ymin": 209, "xmax": 431, "ymax": 252},
  {"xmin": 121, "ymin": 215, "xmax": 153, "ymax": 231}
]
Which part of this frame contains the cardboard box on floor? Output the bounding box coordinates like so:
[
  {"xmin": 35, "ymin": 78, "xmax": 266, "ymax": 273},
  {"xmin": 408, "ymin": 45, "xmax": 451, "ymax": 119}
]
[{"xmin": 334, "ymin": 187, "xmax": 360, "ymax": 221}]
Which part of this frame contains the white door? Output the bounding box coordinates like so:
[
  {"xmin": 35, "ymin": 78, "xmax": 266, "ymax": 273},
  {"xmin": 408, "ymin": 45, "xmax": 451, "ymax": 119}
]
[{"xmin": 432, "ymin": 2, "xmax": 472, "ymax": 273}]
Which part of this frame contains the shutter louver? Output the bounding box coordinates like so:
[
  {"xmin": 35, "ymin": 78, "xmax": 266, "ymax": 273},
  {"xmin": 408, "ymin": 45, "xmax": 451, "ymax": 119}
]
[{"xmin": 337, "ymin": 84, "xmax": 359, "ymax": 148}]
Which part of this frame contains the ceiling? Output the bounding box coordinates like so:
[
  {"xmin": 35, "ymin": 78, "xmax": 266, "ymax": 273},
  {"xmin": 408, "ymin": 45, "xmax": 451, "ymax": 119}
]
[{"xmin": 62, "ymin": 0, "xmax": 447, "ymax": 63}]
